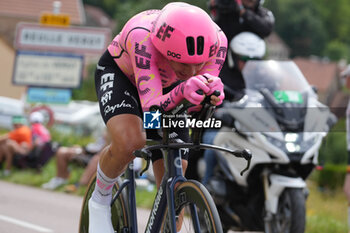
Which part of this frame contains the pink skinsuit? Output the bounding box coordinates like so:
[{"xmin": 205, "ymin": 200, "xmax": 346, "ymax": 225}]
[{"xmin": 107, "ymin": 10, "xmax": 227, "ymax": 112}]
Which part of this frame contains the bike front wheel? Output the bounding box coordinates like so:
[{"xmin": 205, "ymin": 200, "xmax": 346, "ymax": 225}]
[
  {"xmin": 79, "ymin": 175, "xmax": 129, "ymax": 233},
  {"xmin": 163, "ymin": 180, "xmax": 223, "ymax": 233}
]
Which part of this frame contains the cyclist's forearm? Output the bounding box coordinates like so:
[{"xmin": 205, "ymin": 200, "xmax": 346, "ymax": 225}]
[{"xmin": 141, "ymin": 83, "xmax": 185, "ymax": 112}]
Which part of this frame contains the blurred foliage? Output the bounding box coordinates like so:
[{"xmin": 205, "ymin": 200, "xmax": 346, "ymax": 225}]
[
  {"xmin": 72, "ymin": 63, "xmax": 97, "ymax": 101},
  {"xmin": 82, "ymin": 0, "xmax": 350, "ymax": 62},
  {"xmin": 312, "ymin": 118, "xmax": 347, "ymax": 191},
  {"xmin": 319, "ymin": 118, "xmax": 347, "ymax": 165},
  {"xmin": 266, "ymin": 0, "xmax": 327, "ymax": 57},
  {"xmin": 50, "ymin": 128, "xmax": 94, "ymax": 147},
  {"xmin": 324, "ymin": 40, "xmax": 350, "ymax": 62},
  {"xmin": 82, "ymin": 0, "xmax": 207, "ymax": 33},
  {"xmin": 312, "ymin": 164, "xmax": 346, "ymax": 190},
  {"xmin": 265, "ymin": 0, "xmax": 350, "ymax": 61}
]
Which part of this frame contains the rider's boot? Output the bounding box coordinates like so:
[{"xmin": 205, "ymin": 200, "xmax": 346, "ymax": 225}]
[{"xmin": 88, "ymin": 197, "xmax": 115, "ymax": 233}]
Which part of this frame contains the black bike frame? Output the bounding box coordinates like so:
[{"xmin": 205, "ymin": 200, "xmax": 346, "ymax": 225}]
[
  {"xmin": 110, "ymin": 95, "xmax": 252, "ymax": 233},
  {"xmin": 113, "ymin": 147, "xmax": 187, "ymax": 233}
]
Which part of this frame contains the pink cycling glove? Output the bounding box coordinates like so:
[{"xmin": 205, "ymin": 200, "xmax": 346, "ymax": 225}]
[
  {"xmin": 181, "ymin": 75, "xmax": 210, "ymax": 105},
  {"xmin": 203, "ymin": 73, "xmax": 225, "ymax": 106},
  {"xmin": 144, "ymin": 75, "xmax": 222, "ymax": 112}
]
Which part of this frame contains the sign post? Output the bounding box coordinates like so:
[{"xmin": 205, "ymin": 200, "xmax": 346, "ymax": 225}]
[
  {"xmin": 40, "ymin": 13, "xmax": 70, "ymax": 26},
  {"xmin": 13, "ymin": 51, "xmax": 83, "ymax": 88},
  {"xmin": 40, "ymin": 0, "xmax": 70, "ymax": 27},
  {"xmin": 12, "ymin": 2, "xmax": 111, "ymax": 105}
]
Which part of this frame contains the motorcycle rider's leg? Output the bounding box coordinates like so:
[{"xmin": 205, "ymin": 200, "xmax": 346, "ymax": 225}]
[
  {"xmin": 202, "ymin": 150, "xmax": 218, "ymax": 185},
  {"xmin": 89, "ymin": 114, "xmax": 146, "ymax": 233},
  {"xmin": 202, "ymin": 129, "xmax": 218, "ymax": 185}
]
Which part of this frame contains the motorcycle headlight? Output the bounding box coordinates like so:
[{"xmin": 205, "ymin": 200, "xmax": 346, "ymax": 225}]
[
  {"xmin": 265, "ymin": 133, "xmax": 317, "ymax": 154},
  {"xmin": 285, "ymin": 133, "xmax": 298, "ymax": 142},
  {"xmin": 286, "ymin": 142, "xmax": 301, "ymax": 153}
]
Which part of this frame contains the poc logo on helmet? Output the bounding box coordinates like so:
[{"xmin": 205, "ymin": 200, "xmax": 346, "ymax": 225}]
[{"xmin": 167, "ymin": 51, "xmax": 181, "ymax": 59}]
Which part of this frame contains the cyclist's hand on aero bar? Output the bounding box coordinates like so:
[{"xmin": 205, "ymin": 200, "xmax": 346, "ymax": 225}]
[
  {"xmin": 182, "ymin": 75, "xmax": 210, "ymax": 105},
  {"xmin": 203, "ymin": 73, "xmax": 225, "ymax": 106}
]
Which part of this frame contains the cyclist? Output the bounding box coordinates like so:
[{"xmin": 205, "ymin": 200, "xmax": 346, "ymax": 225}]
[
  {"xmin": 89, "ymin": 2, "xmax": 227, "ymax": 232},
  {"xmin": 202, "ymin": 31, "xmax": 266, "ymax": 186}
]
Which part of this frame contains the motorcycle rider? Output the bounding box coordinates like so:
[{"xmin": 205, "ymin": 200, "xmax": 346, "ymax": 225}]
[
  {"xmin": 208, "ymin": 0, "xmax": 274, "ymax": 94},
  {"xmin": 209, "ymin": 0, "xmax": 274, "ymax": 39},
  {"xmin": 342, "ymin": 64, "xmax": 350, "ymax": 232},
  {"xmin": 198, "ymin": 0, "xmax": 273, "ymax": 186},
  {"xmin": 202, "ymin": 32, "xmax": 266, "ymax": 185}
]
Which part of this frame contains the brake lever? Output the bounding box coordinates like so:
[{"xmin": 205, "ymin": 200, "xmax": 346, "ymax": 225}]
[
  {"xmin": 233, "ymin": 149, "xmax": 252, "ymax": 176},
  {"xmin": 139, "ymin": 160, "xmax": 150, "ymax": 177},
  {"xmin": 133, "ymin": 148, "xmax": 152, "ymax": 177}
]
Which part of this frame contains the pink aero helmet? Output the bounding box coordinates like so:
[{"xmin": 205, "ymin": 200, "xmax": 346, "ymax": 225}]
[{"xmin": 151, "ymin": 2, "xmax": 219, "ymax": 64}]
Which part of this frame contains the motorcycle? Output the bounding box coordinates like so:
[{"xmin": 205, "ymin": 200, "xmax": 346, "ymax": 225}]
[{"xmin": 187, "ymin": 60, "xmax": 336, "ymax": 233}]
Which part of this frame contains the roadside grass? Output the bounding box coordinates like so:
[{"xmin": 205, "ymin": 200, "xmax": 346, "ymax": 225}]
[
  {"xmin": 1, "ymin": 157, "xmax": 157, "ymax": 206},
  {"xmin": 306, "ymin": 180, "xmax": 348, "ymax": 233},
  {"xmin": 1, "ymin": 159, "xmax": 349, "ymax": 232}
]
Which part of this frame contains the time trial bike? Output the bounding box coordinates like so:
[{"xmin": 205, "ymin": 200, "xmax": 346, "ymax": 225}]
[{"xmin": 79, "ymin": 92, "xmax": 252, "ymax": 233}]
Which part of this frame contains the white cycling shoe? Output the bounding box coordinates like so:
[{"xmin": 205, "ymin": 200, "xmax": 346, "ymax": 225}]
[{"xmin": 88, "ymin": 198, "xmax": 115, "ymax": 233}]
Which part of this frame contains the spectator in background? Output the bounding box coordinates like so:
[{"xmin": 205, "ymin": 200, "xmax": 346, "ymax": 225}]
[
  {"xmin": 0, "ymin": 115, "xmax": 32, "ymax": 176},
  {"xmin": 29, "ymin": 112, "xmax": 51, "ymax": 148},
  {"xmin": 63, "ymin": 154, "xmax": 143, "ymax": 193},
  {"xmin": 342, "ymin": 64, "xmax": 350, "ymax": 232},
  {"xmin": 64, "ymin": 152, "xmax": 102, "ymax": 193},
  {"xmin": 42, "ymin": 131, "xmax": 109, "ymax": 190}
]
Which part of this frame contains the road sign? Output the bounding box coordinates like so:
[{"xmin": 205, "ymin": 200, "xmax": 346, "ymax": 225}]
[
  {"xmin": 14, "ymin": 23, "xmax": 111, "ymax": 54},
  {"xmin": 40, "ymin": 13, "xmax": 70, "ymax": 26},
  {"xmin": 27, "ymin": 87, "xmax": 72, "ymax": 104},
  {"xmin": 12, "ymin": 50, "xmax": 83, "ymax": 88}
]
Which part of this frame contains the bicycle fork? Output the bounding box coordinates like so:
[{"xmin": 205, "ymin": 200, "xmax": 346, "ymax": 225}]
[
  {"xmin": 111, "ymin": 148, "xmax": 187, "ymax": 233},
  {"xmin": 143, "ymin": 148, "xmax": 187, "ymax": 233},
  {"xmin": 111, "ymin": 161, "xmax": 138, "ymax": 233},
  {"xmin": 164, "ymin": 148, "xmax": 187, "ymax": 233}
]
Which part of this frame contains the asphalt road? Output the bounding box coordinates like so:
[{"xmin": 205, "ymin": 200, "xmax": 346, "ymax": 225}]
[{"xmin": 0, "ymin": 180, "xmax": 259, "ymax": 233}]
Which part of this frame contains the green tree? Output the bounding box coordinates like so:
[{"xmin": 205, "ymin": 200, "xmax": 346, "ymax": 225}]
[
  {"xmin": 72, "ymin": 64, "xmax": 97, "ymax": 101},
  {"xmin": 266, "ymin": 0, "xmax": 327, "ymax": 57},
  {"xmin": 265, "ymin": 0, "xmax": 350, "ymax": 61},
  {"xmin": 83, "ymin": 0, "xmax": 208, "ymax": 33},
  {"xmin": 324, "ymin": 40, "xmax": 350, "ymax": 61}
]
